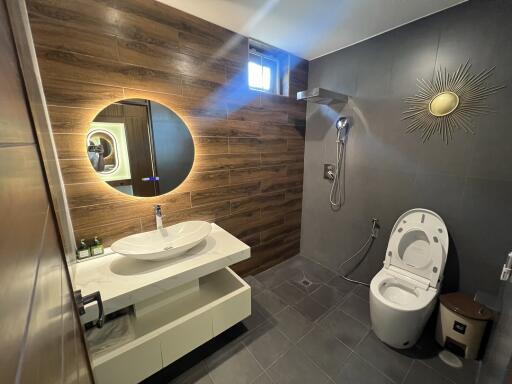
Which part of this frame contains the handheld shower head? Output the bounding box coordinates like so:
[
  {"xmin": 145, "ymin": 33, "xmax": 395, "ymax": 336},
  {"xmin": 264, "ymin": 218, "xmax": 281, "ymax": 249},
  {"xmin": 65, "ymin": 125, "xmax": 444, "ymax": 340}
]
[
  {"xmin": 335, "ymin": 116, "xmax": 350, "ymax": 143},
  {"xmin": 336, "ymin": 116, "xmax": 349, "ymax": 131}
]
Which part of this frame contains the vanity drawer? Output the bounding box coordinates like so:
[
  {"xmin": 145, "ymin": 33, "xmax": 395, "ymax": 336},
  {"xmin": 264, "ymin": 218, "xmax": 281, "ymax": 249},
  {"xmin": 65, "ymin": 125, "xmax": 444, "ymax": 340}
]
[
  {"xmin": 212, "ymin": 269, "xmax": 251, "ymax": 335},
  {"xmin": 160, "ymin": 309, "xmax": 212, "ymax": 365},
  {"xmin": 93, "ymin": 338, "xmax": 161, "ymax": 384},
  {"xmin": 87, "ymin": 267, "xmax": 251, "ymax": 384},
  {"xmin": 160, "ymin": 267, "xmax": 250, "ymax": 363}
]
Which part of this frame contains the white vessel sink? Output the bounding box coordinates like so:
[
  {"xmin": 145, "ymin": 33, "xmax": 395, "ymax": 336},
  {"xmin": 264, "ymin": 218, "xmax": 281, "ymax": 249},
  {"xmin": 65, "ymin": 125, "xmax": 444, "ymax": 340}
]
[{"xmin": 111, "ymin": 221, "xmax": 212, "ymax": 261}]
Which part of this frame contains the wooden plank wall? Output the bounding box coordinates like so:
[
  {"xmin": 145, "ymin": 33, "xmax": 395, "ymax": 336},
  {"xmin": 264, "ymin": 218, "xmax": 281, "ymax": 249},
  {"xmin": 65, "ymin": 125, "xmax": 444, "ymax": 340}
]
[
  {"xmin": 27, "ymin": 0, "xmax": 308, "ymax": 275},
  {"xmin": 1, "ymin": 0, "xmax": 92, "ymax": 381}
]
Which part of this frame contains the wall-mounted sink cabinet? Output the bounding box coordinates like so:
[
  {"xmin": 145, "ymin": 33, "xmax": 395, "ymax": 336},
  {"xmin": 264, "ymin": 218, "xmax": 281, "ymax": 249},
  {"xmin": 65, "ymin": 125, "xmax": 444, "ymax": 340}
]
[
  {"xmin": 86, "ymin": 268, "xmax": 250, "ymax": 384},
  {"xmin": 74, "ymin": 224, "xmax": 251, "ymax": 383}
]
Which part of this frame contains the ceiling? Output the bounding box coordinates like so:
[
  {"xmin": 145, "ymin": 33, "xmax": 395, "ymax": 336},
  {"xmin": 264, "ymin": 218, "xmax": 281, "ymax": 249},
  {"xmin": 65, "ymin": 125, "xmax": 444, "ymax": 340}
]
[{"xmin": 157, "ymin": 0, "xmax": 466, "ymax": 60}]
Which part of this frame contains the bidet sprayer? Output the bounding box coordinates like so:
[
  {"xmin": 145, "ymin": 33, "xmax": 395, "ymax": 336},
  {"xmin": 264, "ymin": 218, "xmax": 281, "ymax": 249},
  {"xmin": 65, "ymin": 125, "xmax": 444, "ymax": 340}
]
[
  {"xmin": 370, "ymin": 218, "xmax": 379, "ymax": 239},
  {"xmin": 500, "ymin": 251, "xmax": 512, "ymax": 281}
]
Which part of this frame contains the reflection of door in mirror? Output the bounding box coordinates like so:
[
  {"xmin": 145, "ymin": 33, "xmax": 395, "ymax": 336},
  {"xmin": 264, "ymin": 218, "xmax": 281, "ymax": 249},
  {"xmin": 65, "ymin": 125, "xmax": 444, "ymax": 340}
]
[
  {"xmin": 122, "ymin": 103, "xmax": 158, "ymax": 197},
  {"xmin": 150, "ymin": 101, "xmax": 195, "ymax": 193},
  {"xmin": 93, "ymin": 101, "xmax": 157, "ymax": 197}
]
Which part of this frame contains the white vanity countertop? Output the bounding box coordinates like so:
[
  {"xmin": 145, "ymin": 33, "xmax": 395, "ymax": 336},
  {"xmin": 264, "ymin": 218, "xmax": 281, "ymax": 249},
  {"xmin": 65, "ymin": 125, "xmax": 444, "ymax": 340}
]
[{"xmin": 71, "ymin": 224, "xmax": 250, "ymax": 316}]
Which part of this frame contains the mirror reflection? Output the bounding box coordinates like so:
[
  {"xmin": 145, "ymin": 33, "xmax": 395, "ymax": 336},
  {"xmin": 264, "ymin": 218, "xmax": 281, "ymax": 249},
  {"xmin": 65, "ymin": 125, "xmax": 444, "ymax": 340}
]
[{"xmin": 87, "ymin": 99, "xmax": 194, "ymax": 197}]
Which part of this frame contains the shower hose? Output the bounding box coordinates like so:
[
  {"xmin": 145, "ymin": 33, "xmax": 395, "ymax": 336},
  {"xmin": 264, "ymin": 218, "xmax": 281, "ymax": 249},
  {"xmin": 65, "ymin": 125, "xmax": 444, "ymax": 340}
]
[{"xmin": 329, "ymin": 130, "xmax": 345, "ymax": 209}]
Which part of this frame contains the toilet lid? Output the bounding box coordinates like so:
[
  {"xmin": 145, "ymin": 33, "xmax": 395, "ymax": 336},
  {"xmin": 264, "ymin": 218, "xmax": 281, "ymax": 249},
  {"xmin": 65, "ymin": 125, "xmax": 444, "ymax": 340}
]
[{"xmin": 385, "ymin": 209, "xmax": 448, "ymax": 287}]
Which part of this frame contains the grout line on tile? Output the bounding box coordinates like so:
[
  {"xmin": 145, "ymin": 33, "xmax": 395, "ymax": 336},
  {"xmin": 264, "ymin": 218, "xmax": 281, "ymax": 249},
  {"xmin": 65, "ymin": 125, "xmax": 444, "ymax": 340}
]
[
  {"xmin": 337, "ymin": 307, "xmax": 370, "ymax": 328},
  {"xmin": 353, "ymin": 327, "xmax": 372, "ymax": 350},
  {"xmin": 293, "ymin": 323, "xmax": 316, "ymax": 345},
  {"xmin": 243, "ymin": 344, "xmax": 268, "ymax": 382},
  {"xmin": 298, "ymin": 343, "xmax": 339, "ymax": 384},
  {"xmin": 400, "ymin": 359, "xmax": 415, "ymax": 384},
  {"xmin": 350, "ymin": 347, "xmax": 401, "ymax": 384},
  {"xmin": 416, "ymin": 359, "xmax": 460, "ymax": 384}
]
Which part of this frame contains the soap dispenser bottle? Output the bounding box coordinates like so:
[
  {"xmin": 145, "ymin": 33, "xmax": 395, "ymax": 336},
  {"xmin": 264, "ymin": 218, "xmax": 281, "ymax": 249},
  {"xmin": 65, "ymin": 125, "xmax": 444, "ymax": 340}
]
[
  {"xmin": 76, "ymin": 239, "xmax": 91, "ymax": 260},
  {"xmin": 90, "ymin": 236, "xmax": 104, "ymax": 256}
]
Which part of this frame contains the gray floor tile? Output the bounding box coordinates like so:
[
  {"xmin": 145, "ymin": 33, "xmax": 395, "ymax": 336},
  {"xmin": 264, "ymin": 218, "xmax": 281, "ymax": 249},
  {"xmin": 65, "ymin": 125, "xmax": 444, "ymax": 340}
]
[
  {"xmin": 318, "ymin": 308, "xmax": 370, "ymax": 349},
  {"xmin": 206, "ymin": 342, "xmax": 263, "ymax": 384},
  {"xmin": 339, "ymin": 293, "xmax": 371, "ymax": 326},
  {"xmin": 254, "ymin": 266, "xmax": 287, "ymax": 289},
  {"xmin": 278, "ymin": 264, "xmax": 305, "ymax": 282},
  {"xmin": 289, "ymin": 278, "xmax": 323, "ymax": 295},
  {"xmin": 334, "ymin": 353, "xmax": 394, "ymax": 384},
  {"xmin": 297, "ymin": 257, "xmax": 336, "ymax": 282},
  {"xmin": 355, "ymin": 332, "xmax": 414, "ymax": 384},
  {"xmin": 403, "ymin": 361, "xmax": 454, "ymax": 384},
  {"xmin": 251, "ymin": 373, "xmax": 273, "ymax": 384},
  {"xmin": 293, "ymin": 296, "xmax": 328, "ymax": 322},
  {"xmin": 326, "ymin": 276, "xmax": 356, "ymax": 295},
  {"xmin": 267, "ymin": 347, "xmax": 331, "ymax": 384},
  {"xmin": 272, "ymin": 306, "xmax": 314, "ymax": 342},
  {"xmin": 255, "ymin": 262, "xmax": 301, "ymax": 289},
  {"xmin": 272, "ymin": 282, "xmax": 306, "ymax": 305},
  {"xmin": 310, "ymin": 284, "xmax": 348, "ymax": 308},
  {"xmin": 170, "ymin": 361, "xmax": 213, "ymax": 384},
  {"xmin": 244, "ymin": 275, "xmax": 265, "ymax": 296},
  {"xmin": 421, "ymin": 352, "xmax": 480, "ymax": 384},
  {"xmin": 297, "ymin": 326, "xmax": 352, "ymax": 378},
  {"xmin": 285, "ymin": 257, "xmax": 336, "ymax": 294},
  {"xmin": 253, "ymin": 290, "xmax": 287, "ymax": 316},
  {"xmin": 243, "ymin": 321, "xmax": 292, "ymax": 369},
  {"xmin": 242, "ymin": 301, "xmax": 268, "ymax": 332},
  {"xmin": 352, "ymin": 284, "xmax": 370, "ymax": 301}
]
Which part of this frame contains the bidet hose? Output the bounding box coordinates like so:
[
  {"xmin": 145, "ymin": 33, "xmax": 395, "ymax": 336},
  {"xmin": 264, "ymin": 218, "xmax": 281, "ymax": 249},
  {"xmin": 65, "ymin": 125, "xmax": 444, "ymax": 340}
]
[
  {"xmin": 337, "ymin": 218, "xmax": 379, "ymax": 287},
  {"xmin": 329, "ymin": 131, "xmax": 345, "ymax": 209}
]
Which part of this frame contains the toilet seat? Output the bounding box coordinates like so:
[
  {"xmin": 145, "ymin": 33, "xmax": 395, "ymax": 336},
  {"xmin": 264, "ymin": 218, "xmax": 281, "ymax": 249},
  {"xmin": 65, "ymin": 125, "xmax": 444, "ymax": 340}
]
[
  {"xmin": 371, "ymin": 268, "xmax": 437, "ymax": 312},
  {"xmin": 384, "ymin": 209, "xmax": 448, "ymax": 289}
]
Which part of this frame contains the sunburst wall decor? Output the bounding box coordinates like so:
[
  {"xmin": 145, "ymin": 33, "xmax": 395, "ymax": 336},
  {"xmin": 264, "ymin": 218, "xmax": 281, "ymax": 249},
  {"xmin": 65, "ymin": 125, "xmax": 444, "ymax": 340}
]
[{"xmin": 402, "ymin": 60, "xmax": 505, "ymax": 143}]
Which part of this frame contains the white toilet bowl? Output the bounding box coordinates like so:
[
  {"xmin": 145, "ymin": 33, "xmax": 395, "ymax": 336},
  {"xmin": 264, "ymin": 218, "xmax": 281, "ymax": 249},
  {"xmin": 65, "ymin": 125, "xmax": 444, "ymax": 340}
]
[{"xmin": 369, "ymin": 209, "xmax": 448, "ymax": 349}]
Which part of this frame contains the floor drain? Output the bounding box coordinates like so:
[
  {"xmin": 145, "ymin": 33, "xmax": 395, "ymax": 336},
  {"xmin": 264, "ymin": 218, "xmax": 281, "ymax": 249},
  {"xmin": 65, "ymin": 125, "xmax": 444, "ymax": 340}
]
[{"xmin": 301, "ymin": 279, "xmax": 311, "ymax": 287}]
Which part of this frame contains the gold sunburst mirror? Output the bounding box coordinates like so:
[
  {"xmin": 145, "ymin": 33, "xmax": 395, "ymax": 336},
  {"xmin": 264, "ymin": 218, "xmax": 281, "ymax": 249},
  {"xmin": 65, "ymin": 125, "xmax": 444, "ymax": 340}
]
[{"xmin": 403, "ymin": 60, "xmax": 505, "ymax": 143}]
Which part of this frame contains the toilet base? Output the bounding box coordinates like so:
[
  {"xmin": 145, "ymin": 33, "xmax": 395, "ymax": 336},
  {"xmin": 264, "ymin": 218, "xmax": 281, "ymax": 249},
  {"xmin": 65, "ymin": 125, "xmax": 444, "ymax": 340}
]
[{"xmin": 370, "ymin": 292, "xmax": 436, "ymax": 349}]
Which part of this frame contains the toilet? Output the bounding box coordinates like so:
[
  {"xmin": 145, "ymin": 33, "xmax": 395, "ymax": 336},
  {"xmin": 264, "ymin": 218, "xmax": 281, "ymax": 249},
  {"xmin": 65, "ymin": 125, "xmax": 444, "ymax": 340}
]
[{"xmin": 370, "ymin": 208, "xmax": 448, "ymax": 349}]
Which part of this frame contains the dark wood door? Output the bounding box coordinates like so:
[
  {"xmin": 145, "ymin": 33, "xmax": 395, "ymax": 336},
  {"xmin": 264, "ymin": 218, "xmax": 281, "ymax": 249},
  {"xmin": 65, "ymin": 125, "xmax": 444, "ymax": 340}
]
[
  {"xmin": 123, "ymin": 104, "xmax": 158, "ymax": 196},
  {"xmin": 0, "ymin": 1, "xmax": 93, "ymax": 382}
]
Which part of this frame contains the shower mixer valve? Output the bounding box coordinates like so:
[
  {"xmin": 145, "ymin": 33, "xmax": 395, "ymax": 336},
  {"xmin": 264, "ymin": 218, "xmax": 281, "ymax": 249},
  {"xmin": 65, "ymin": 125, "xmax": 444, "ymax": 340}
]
[{"xmin": 324, "ymin": 164, "xmax": 336, "ymax": 180}]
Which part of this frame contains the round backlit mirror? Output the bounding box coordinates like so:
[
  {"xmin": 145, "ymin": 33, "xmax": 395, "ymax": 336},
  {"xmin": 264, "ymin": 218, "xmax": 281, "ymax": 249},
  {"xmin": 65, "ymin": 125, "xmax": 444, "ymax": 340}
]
[
  {"xmin": 87, "ymin": 99, "xmax": 194, "ymax": 197},
  {"xmin": 428, "ymin": 91, "xmax": 459, "ymax": 117}
]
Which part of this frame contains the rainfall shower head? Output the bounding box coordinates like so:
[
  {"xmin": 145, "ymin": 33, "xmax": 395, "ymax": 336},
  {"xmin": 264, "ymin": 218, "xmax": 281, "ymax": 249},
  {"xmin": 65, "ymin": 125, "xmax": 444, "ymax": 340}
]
[{"xmin": 297, "ymin": 87, "xmax": 348, "ymax": 105}]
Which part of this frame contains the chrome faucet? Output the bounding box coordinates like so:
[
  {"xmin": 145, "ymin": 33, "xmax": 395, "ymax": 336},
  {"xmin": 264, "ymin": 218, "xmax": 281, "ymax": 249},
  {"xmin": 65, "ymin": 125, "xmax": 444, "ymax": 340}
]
[{"xmin": 155, "ymin": 205, "xmax": 163, "ymax": 229}]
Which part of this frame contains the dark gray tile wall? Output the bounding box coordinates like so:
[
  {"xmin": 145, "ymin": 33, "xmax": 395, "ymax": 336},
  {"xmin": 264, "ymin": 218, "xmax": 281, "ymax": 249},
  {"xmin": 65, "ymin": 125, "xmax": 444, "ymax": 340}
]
[
  {"xmin": 478, "ymin": 282, "xmax": 512, "ymax": 384},
  {"xmin": 301, "ymin": 2, "xmax": 512, "ymax": 382},
  {"xmin": 301, "ymin": 0, "xmax": 512, "ymax": 297}
]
